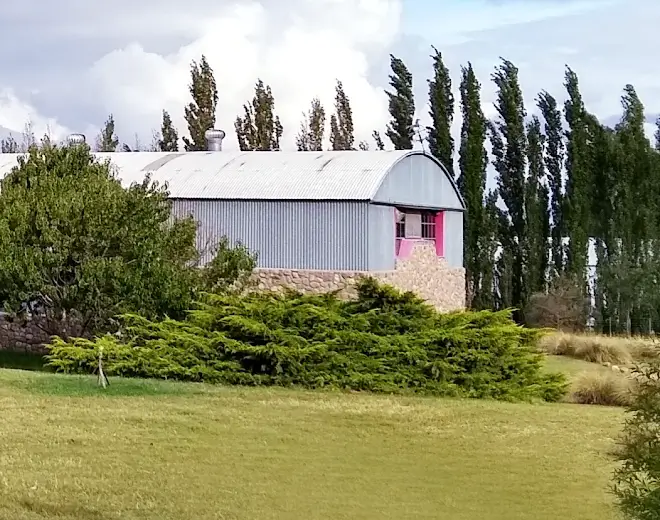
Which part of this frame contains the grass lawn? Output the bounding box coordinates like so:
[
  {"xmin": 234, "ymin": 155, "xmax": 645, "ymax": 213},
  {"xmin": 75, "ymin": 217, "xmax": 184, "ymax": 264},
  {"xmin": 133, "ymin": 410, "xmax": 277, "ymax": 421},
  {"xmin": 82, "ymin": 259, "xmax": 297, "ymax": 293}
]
[{"xmin": 0, "ymin": 368, "xmax": 624, "ymax": 520}]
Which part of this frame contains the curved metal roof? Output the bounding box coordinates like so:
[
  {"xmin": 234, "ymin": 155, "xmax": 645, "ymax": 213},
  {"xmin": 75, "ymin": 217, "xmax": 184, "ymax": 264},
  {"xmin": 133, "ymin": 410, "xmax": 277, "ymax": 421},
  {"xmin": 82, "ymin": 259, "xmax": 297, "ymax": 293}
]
[{"xmin": 0, "ymin": 150, "xmax": 462, "ymax": 203}]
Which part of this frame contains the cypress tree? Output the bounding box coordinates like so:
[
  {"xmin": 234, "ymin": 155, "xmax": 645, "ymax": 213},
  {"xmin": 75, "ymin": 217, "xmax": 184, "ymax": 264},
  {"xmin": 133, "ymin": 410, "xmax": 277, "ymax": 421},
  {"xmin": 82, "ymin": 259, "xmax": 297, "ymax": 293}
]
[
  {"xmin": 537, "ymin": 91, "xmax": 565, "ymax": 277},
  {"xmin": 488, "ymin": 59, "xmax": 528, "ymax": 314},
  {"xmin": 457, "ymin": 62, "xmax": 487, "ymax": 307},
  {"xmin": 385, "ymin": 55, "xmax": 415, "ymax": 150},
  {"xmin": 427, "ymin": 47, "xmax": 454, "ymax": 174}
]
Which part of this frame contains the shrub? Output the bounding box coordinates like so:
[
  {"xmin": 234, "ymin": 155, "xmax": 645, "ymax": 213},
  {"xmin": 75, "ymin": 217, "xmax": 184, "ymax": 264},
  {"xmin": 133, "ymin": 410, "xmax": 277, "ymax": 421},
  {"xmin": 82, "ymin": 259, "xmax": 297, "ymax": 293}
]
[
  {"xmin": 46, "ymin": 278, "xmax": 567, "ymax": 401},
  {"xmin": 612, "ymin": 363, "xmax": 660, "ymax": 518},
  {"xmin": 570, "ymin": 372, "xmax": 635, "ymax": 407},
  {"xmin": 525, "ymin": 274, "xmax": 589, "ymax": 332}
]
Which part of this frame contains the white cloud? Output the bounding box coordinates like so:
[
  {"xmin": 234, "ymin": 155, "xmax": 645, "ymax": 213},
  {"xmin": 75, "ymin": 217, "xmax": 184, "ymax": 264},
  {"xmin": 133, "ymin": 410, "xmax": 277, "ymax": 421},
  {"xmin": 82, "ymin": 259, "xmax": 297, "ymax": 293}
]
[
  {"xmin": 0, "ymin": 88, "xmax": 69, "ymax": 139},
  {"xmin": 2, "ymin": 0, "xmax": 660, "ymax": 154},
  {"xmin": 81, "ymin": 0, "xmax": 400, "ymax": 150}
]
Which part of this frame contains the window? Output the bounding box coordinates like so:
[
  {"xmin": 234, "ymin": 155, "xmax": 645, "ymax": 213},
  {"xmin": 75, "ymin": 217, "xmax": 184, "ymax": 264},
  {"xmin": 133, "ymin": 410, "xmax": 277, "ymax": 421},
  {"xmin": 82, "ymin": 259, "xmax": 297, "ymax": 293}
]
[
  {"xmin": 395, "ymin": 211, "xmax": 406, "ymax": 238},
  {"xmin": 421, "ymin": 211, "xmax": 436, "ymax": 239}
]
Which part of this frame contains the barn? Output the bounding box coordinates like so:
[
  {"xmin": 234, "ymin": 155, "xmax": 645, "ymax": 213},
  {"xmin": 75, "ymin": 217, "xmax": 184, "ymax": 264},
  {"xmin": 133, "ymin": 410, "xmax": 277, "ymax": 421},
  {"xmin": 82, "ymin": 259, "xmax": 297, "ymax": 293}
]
[{"xmin": 0, "ymin": 138, "xmax": 466, "ymax": 311}]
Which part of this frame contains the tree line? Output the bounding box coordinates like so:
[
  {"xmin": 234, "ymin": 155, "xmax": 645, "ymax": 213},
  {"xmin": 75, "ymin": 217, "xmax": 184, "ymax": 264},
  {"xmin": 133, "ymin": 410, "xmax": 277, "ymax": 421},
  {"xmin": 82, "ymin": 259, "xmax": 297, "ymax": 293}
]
[{"xmin": 2, "ymin": 51, "xmax": 658, "ymax": 334}]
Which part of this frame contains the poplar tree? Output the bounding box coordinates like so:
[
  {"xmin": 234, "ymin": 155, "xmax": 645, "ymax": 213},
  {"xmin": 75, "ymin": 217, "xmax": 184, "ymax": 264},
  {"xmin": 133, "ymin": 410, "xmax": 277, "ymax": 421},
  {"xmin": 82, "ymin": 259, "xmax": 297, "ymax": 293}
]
[
  {"xmin": 563, "ymin": 67, "xmax": 590, "ymax": 282},
  {"xmin": 457, "ymin": 63, "xmax": 487, "ymax": 307},
  {"xmin": 385, "ymin": 55, "xmax": 415, "ymax": 150},
  {"xmin": 427, "ymin": 47, "xmax": 454, "ymax": 175},
  {"xmin": 329, "ymin": 81, "xmax": 355, "ymax": 151},
  {"xmin": 159, "ymin": 110, "xmax": 179, "ymax": 152},
  {"xmin": 234, "ymin": 79, "xmax": 283, "ymax": 151},
  {"xmin": 96, "ymin": 114, "xmax": 119, "ymax": 152},
  {"xmin": 183, "ymin": 55, "xmax": 218, "ymax": 151},
  {"xmin": 296, "ymin": 98, "xmax": 325, "ymax": 151},
  {"xmin": 537, "ymin": 91, "xmax": 565, "ymax": 276},
  {"xmin": 489, "ymin": 59, "xmax": 528, "ymax": 314},
  {"xmin": 372, "ymin": 131, "xmax": 385, "ymax": 150},
  {"xmin": 525, "ymin": 116, "xmax": 550, "ymax": 294}
]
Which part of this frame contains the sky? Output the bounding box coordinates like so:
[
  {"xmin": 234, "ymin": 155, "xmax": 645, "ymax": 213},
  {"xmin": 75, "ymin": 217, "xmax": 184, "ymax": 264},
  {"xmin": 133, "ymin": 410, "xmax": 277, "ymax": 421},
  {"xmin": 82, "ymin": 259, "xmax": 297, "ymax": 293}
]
[{"xmin": 0, "ymin": 0, "xmax": 658, "ymax": 152}]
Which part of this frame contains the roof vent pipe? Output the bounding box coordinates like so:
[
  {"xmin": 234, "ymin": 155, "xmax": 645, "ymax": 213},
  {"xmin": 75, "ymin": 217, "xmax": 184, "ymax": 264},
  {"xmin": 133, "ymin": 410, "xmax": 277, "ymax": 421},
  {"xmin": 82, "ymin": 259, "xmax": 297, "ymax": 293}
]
[
  {"xmin": 205, "ymin": 129, "xmax": 225, "ymax": 151},
  {"xmin": 66, "ymin": 133, "xmax": 86, "ymax": 146}
]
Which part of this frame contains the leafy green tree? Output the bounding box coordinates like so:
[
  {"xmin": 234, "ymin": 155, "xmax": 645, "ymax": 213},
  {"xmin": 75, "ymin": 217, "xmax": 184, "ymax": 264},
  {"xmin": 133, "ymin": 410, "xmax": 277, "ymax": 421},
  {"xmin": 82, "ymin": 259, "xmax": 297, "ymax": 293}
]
[
  {"xmin": 427, "ymin": 47, "xmax": 454, "ymax": 175},
  {"xmin": 183, "ymin": 55, "xmax": 218, "ymax": 151},
  {"xmin": 0, "ymin": 144, "xmax": 199, "ymax": 338},
  {"xmin": 385, "ymin": 54, "xmax": 415, "ymax": 150},
  {"xmin": 159, "ymin": 110, "xmax": 179, "ymax": 151},
  {"xmin": 296, "ymin": 98, "xmax": 325, "ymax": 151},
  {"xmin": 329, "ymin": 80, "xmax": 355, "ymax": 150},
  {"xmin": 457, "ymin": 63, "xmax": 487, "ymax": 307},
  {"xmin": 95, "ymin": 114, "xmax": 119, "ymax": 152},
  {"xmin": 474, "ymin": 190, "xmax": 499, "ymax": 310},
  {"xmin": 234, "ymin": 79, "xmax": 283, "ymax": 151},
  {"xmin": 537, "ymin": 91, "xmax": 565, "ymax": 277},
  {"xmin": 488, "ymin": 59, "xmax": 528, "ymax": 314},
  {"xmin": 201, "ymin": 237, "xmax": 257, "ymax": 293}
]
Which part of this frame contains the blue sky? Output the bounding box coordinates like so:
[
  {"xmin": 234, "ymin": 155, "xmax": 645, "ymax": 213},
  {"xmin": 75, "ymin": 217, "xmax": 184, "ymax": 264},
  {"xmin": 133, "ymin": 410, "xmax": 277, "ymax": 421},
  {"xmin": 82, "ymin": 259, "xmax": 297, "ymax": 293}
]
[{"xmin": 0, "ymin": 0, "xmax": 657, "ymax": 150}]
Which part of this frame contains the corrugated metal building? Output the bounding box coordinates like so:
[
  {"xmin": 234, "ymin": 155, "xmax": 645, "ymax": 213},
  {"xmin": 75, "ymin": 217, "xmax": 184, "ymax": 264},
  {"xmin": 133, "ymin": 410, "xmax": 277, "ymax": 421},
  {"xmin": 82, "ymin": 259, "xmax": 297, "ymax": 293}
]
[{"xmin": 0, "ymin": 148, "xmax": 465, "ymax": 272}]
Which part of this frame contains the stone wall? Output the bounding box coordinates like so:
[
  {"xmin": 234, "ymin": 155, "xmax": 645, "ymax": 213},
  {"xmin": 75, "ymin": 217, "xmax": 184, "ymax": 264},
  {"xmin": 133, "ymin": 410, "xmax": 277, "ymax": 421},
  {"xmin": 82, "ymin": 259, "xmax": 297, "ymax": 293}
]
[
  {"xmin": 0, "ymin": 314, "xmax": 52, "ymax": 353},
  {"xmin": 253, "ymin": 241, "xmax": 465, "ymax": 312}
]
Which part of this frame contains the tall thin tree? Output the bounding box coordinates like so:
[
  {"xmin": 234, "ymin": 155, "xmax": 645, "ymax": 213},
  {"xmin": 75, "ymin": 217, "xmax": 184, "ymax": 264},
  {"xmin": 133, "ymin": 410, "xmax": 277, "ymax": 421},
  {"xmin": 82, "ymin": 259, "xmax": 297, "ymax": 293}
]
[
  {"xmin": 427, "ymin": 47, "xmax": 454, "ymax": 175},
  {"xmin": 183, "ymin": 55, "xmax": 218, "ymax": 151},
  {"xmin": 385, "ymin": 55, "xmax": 415, "ymax": 150},
  {"xmin": 234, "ymin": 79, "xmax": 283, "ymax": 151}
]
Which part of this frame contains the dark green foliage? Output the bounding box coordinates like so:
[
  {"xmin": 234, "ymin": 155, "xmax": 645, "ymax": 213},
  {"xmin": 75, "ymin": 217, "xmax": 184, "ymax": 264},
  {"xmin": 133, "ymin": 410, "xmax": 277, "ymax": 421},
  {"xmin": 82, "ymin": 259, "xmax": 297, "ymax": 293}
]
[
  {"xmin": 201, "ymin": 237, "xmax": 258, "ymax": 293},
  {"xmin": 329, "ymin": 81, "xmax": 355, "ymax": 151},
  {"xmin": 0, "ymin": 144, "xmax": 199, "ymax": 337},
  {"xmin": 235, "ymin": 79, "xmax": 284, "ymax": 151},
  {"xmin": 457, "ymin": 63, "xmax": 488, "ymax": 308},
  {"xmin": 537, "ymin": 91, "xmax": 565, "ymax": 277},
  {"xmin": 46, "ymin": 279, "xmax": 566, "ymax": 402},
  {"xmin": 385, "ymin": 54, "xmax": 415, "ymax": 150},
  {"xmin": 489, "ymin": 59, "xmax": 528, "ymax": 317},
  {"xmin": 613, "ymin": 363, "xmax": 660, "ymax": 519},
  {"xmin": 525, "ymin": 116, "xmax": 550, "ymax": 296},
  {"xmin": 427, "ymin": 47, "xmax": 454, "ymax": 174},
  {"xmin": 183, "ymin": 55, "xmax": 218, "ymax": 151},
  {"xmin": 95, "ymin": 114, "xmax": 119, "ymax": 152},
  {"xmin": 159, "ymin": 110, "xmax": 179, "ymax": 152}
]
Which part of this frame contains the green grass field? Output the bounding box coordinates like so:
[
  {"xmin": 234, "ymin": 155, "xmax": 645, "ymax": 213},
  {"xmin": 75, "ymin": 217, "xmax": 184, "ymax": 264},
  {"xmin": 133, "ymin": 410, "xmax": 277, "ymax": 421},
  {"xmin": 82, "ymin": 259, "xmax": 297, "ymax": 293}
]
[{"xmin": 0, "ymin": 366, "xmax": 624, "ymax": 520}]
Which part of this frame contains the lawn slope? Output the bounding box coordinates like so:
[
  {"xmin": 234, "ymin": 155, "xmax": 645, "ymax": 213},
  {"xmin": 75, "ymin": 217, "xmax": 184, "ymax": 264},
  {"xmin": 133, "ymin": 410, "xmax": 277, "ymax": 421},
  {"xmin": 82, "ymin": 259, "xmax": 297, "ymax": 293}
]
[{"xmin": 0, "ymin": 369, "xmax": 622, "ymax": 520}]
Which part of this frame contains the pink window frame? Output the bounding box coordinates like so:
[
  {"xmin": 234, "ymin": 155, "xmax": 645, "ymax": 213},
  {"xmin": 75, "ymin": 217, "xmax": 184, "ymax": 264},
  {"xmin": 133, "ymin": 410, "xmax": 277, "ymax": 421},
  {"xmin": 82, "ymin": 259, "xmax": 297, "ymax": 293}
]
[{"xmin": 394, "ymin": 209, "xmax": 445, "ymax": 259}]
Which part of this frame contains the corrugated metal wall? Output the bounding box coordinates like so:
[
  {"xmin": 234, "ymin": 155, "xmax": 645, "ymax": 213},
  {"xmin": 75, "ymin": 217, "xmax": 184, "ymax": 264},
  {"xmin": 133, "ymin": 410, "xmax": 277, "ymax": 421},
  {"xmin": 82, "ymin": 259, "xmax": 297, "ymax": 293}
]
[
  {"xmin": 443, "ymin": 211, "xmax": 464, "ymax": 268},
  {"xmin": 171, "ymin": 199, "xmax": 370, "ymax": 270},
  {"xmin": 367, "ymin": 204, "xmax": 396, "ymax": 270},
  {"xmin": 372, "ymin": 153, "xmax": 464, "ymax": 210}
]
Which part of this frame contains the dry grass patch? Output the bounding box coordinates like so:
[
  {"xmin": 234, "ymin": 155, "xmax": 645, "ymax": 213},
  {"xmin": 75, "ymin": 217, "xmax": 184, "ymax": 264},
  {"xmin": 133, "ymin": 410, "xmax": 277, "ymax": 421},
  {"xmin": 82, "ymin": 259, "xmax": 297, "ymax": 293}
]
[
  {"xmin": 539, "ymin": 331, "xmax": 659, "ymax": 365},
  {"xmin": 570, "ymin": 371, "xmax": 636, "ymax": 407}
]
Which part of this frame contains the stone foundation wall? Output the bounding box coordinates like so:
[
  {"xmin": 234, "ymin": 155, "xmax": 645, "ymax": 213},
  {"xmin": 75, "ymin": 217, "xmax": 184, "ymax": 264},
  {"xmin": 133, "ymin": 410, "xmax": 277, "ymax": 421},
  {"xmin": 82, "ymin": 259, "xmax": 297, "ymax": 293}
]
[
  {"xmin": 254, "ymin": 241, "xmax": 466, "ymax": 312},
  {"xmin": 0, "ymin": 315, "xmax": 52, "ymax": 353}
]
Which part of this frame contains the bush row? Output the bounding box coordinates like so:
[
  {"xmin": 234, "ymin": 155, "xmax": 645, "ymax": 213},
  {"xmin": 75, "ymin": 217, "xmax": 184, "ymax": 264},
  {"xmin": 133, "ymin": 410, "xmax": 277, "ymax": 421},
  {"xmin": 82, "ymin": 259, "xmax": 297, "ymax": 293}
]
[{"xmin": 46, "ymin": 279, "xmax": 567, "ymax": 401}]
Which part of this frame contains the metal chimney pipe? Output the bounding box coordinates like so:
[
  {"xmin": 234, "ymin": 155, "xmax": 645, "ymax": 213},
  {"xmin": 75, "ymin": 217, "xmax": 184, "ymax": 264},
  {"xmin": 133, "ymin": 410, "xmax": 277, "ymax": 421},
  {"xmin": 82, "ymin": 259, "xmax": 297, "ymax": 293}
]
[
  {"xmin": 205, "ymin": 129, "xmax": 225, "ymax": 151},
  {"xmin": 66, "ymin": 133, "xmax": 86, "ymax": 146}
]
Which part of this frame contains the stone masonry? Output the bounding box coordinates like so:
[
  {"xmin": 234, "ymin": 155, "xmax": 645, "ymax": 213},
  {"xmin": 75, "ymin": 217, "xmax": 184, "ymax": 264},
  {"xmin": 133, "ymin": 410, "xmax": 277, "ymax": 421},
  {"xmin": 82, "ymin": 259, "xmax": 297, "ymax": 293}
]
[
  {"xmin": 0, "ymin": 314, "xmax": 52, "ymax": 353},
  {"xmin": 253, "ymin": 241, "xmax": 466, "ymax": 312}
]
